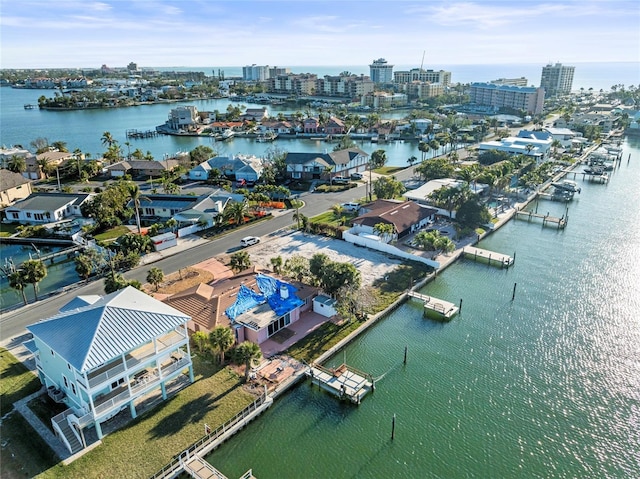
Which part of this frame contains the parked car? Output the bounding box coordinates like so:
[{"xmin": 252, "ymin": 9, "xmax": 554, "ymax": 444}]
[
  {"xmin": 342, "ymin": 202, "xmax": 360, "ymax": 212},
  {"xmin": 350, "ymin": 172, "xmax": 363, "ymax": 180},
  {"xmin": 333, "ymin": 176, "xmax": 350, "ymax": 184},
  {"xmin": 240, "ymin": 236, "xmax": 260, "ymax": 247}
]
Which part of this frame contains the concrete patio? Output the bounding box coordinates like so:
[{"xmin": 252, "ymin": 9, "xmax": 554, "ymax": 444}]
[{"xmin": 259, "ymin": 310, "xmax": 331, "ymax": 358}]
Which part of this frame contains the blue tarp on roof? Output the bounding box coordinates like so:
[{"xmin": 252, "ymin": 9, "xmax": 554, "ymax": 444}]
[
  {"xmin": 225, "ymin": 274, "xmax": 304, "ymax": 322},
  {"xmin": 225, "ymin": 285, "xmax": 265, "ymax": 320},
  {"xmin": 256, "ymin": 274, "xmax": 304, "ymax": 317}
]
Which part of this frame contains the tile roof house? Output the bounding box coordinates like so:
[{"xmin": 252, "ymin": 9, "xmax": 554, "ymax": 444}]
[
  {"xmin": 164, "ymin": 271, "xmax": 317, "ymax": 348},
  {"xmin": 104, "ymin": 159, "xmax": 181, "ymax": 178},
  {"xmin": 4, "ymin": 192, "xmax": 94, "ymax": 224},
  {"xmin": 284, "ymin": 148, "xmax": 369, "ymax": 180},
  {"xmin": 24, "ymin": 287, "xmax": 194, "ymax": 452},
  {"xmin": 0, "ymin": 169, "xmax": 32, "ymax": 207},
  {"xmin": 351, "ymin": 199, "xmax": 437, "ymax": 241}
]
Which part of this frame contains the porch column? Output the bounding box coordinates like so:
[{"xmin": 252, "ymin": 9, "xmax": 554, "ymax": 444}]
[
  {"xmin": 129, "ymin": 401, "xmax": 137, "ymax": 419},
  {"xmin": 95, "ymin": 420, "xmax": 103, "ymax": 439},
  {"xmin": 161, "ymin": 382, "xmax": 167, "ymax": 400},
  {"xmin": 188, "ymin": 364, "xmax": 195, "ymax": 383}
]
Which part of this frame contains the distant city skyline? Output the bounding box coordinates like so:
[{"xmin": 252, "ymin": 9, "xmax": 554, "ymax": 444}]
[{"xmin": 1, "ymin": 0, "xmax": 639, "ymax": 69}]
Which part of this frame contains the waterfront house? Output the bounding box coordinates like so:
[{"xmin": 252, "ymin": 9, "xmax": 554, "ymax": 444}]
[
  {"xmin": 350, "ymin": 199, "xmax": 437, "ymax": 242},
  {"xmin": 404, "ymin": 178, "xmax": 489, "ymax": 215},
  {"xmin": 303, "ymin": 118, "xmax": 321, "ymax": 134},
  {"xmin": 324, "ymin": 117, "xmax": 346, "ymax": 135},
  {"xmin": 186, "ymin": 155, "xmax": 263, "ymax": 183},
  {"xmin": 24, "ymin": 287, "xmax": 194, "ymax": 451},
  {"xmin": 240, "ymin": 107, "xmax": 268, "ymax": 122},
  {"xmin": 478, "ymin": 136, "xmax": 552, "ymax": 162},
  {"xmin": 258, "ymin": 120, "xmax": 293, "ymax": 135},
  {"xmin": 104, "ymin": 159, "xmax": 181, "ymax": 178},
  {"xmin": 164, "ymin": 271, "xmax": 316, "ymax": 346},
  {"xmin": 284, "ymin": 148, "xmax": 369, "ymax": 180},
  {"xmin": 4, "ymin": 192, "xmax": 93, "ymax": 224},
  {"xmin": 0, "ymin": 169, "xmax": 32, "ymax": 207},
  {"xmin": 29, "ymin": 151, "xmax": 75, "ymax": 180}
]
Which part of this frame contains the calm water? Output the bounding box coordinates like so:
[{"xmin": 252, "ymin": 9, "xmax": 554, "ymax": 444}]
[{"xmin": 208, "ymin": 138, "xmax": 640, "ymax": 478}]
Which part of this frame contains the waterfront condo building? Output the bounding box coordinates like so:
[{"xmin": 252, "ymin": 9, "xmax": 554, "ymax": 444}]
[
  {"xmin": 540, "ymin": 63, "xmax": 575, "ymax": 97},
  {"xmin": 490, "ymin": 77, "xmax": 528, "ymax": 87},
  {"xmin": 243, "ymin": 64, "xmax": 269, "ymax": 82},
  {"xmin": 369, "ymin": 58, "xmax": 394, "ymax": 84},
  {"xmin": 316, "ymin": 74, "xmax": 374, "ymax": 99},
  {"xmin": 469, "ymin": 83, "xmax": 545, "ymax": 115},
  {"xmin": 267, "ymin": 74, "xmax": 317, "ymax": 96},
  {"xmin": 393, "ymin": 68, "xmax": 452, "ymax": 87},
  {"xmin": 24, "ymin": 287, "xmax": 194, "ymax": 453}
]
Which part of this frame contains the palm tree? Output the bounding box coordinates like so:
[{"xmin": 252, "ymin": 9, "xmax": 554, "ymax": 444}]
[
  {"xmin": 146, "ymin": 267, "xmax": 164, "ymax": 291},
  {"xmin": 229, "ymin": 251, "xmax": 251, "ymax": 273},
  {"xmin": 407, "ymin": 156, "xmax": 418, "ymax": 168},
  {"xmin": 270, "ymin": 256, "xmax": 283, "ymax": 274},
  {"xmin": 20, "ymin": 259, "xmax": 47, "ymax": 302},
  {"xmin": 235, "ymin": 341, "xmax": 262, "ymax": 381},
  {"xmin": 418, "ymin": 141, "xmax": 430, "ymax": 161},
  {"xmin": 331, "ymin": 204, "xmax": 344, "ymax": 218},
  {"xmin": 7, "ymin": 155, "xmax": 26, "ymax": 174},
  {"xmin": 209, "ymin": 326, "xmax": 235, "ymax": 364},
  {"xmin": 373, "ymin": 222, "xmax": 396, "ymax": 242},
  {"xmin": 36, "ymin": 155, "xmax": 52, "ymax": 179},
  {"xmin": 8, "ymin": 270, "xmax": 28, "ymax": 305},
  {"xmin": 428, "ymin": 139, "xmax": 440, "ymax": 158},
  {"xmin": 101, "ymin": 131, "xmax": 116, "ymax": 148},
  {"xmin": 224, "ymin": 200, "xmax": 249, "ymax": 226},
  {"xmin": 127, "ymin": 183, "xmax": 148, "ymax": 234},
  {"xmin": 51, "ymin": 140, "xmax": 68, "ymax": 152}
]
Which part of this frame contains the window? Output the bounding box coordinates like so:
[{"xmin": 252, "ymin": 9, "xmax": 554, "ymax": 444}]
[
  {"xmin": 71, "ymin": 384, "xmax": 77, "ymax": 396},
  {"xmin": 51, "ymin": 349, "xmax": 55, "ymax": 356},
  {"xmin": 62, "ymin": 375, "xmax": 69, "ymax": 388},
  {"xmin": 26, "ymin": 212, "xmax": 32, "ymax": 218}
]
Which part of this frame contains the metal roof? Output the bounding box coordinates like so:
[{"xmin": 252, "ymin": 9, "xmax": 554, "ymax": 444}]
[
  {"xmin": 8, "ymin": 193, "xmax": 92, "ymax": 212},
  {"xmin": 27, "ymin": 287, "xmax": 190, "ymax": 373}
]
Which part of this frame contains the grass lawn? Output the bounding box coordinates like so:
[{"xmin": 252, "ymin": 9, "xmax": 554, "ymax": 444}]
[
  {"xmin": 0, "ymin": 222, "xmax": 21, "ymax": 237},
  {"xmin": 93, "ymin": 225, "xmax": 131, "ymax": 242},
  {"xmin": 375, "ymin": 166, "xmax": 406, "ymax": 175},
  {"xmin": 0, "ymin": 347, "xmax": 42, "ymax": 416},
  {"xmin": 39, "ymin": 356, "xmax": 255, "ymax": 479},
  {"xmin": 285, "ymin": 321, "xmax": 363, "ymax": 364}
]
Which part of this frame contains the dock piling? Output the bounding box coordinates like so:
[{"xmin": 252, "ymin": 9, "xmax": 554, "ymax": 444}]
[
  {"xmin": 511, "ymin": 283, "xmax": 517, "ymax": 301},
  {"xmin": 391, "ymin": 414, "xmax": 396, "ymax": 441},
  {"xmin": 459, "ymin": 298, "xmax": 463, "ymax": 313},
  {"xmin": 403, "ymin": 346, "xmax": 407, "ymax": 365}
]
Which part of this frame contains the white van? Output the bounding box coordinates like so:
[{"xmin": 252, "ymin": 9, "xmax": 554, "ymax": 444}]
[{"xmin": 240, "ymin": 236, "xmax": 260, "ymax": 247}]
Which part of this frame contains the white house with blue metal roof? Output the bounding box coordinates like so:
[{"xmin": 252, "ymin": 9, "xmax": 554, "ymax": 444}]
[{"xmin": 24, "ymin": 286, "xmax": 194, "ymax": 453}]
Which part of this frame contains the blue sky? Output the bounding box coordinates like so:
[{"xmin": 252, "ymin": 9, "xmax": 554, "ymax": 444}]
[{"xmin": 1, "ymin": 0, "xmax": 639, "ymax": 69}]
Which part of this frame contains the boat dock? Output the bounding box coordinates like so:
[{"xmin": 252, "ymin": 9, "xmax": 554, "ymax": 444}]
[
  {"xmin": 407, "ymin": 291, "xmax": 460, "ymax": 320},
  {"xmin": 307, "ymin": 363, "xmax": 374, "ymax": 405},
  {"xmin": 515, "ymin": 209, "xmax": 567, "ymax": 229},
  {"xmin": 462, "ymin": 246, "xmax": 514, "ymax": 268},
  {"xmin": 126, "ymin": 129, "xmax": 158, "ymax": 139},
  {"xmin": 183, "ymin": 456, "xmax": 255, "ymax": 479}
]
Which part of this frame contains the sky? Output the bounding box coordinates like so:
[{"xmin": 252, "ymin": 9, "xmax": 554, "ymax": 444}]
[{"xmin": 1, "ymin": 0, "xmax": 639, "ymax": 69}]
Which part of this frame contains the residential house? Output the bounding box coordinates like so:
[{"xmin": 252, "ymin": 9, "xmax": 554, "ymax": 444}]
[
  {"xmin": 24, "ymin": 287, "xmax": 194, "ymax": 451},
  {"xmin": 303, "ymin": 118, "xmax": 320, "ymax": 134},
  {"xmin": 284, "ymin": 148, "xmax": 369, "ymax": 180},
  {"xmin": 478, "ymin": 136, "xmax": 552, "ymax": 162},
  {"xmin": 28, "ymin": 151, "xmax": 75, "ymax": 180},
  {"xmin": 0, "ymin": 147, "xmax": 35, "ymax": 172},
  {"xmin": 164, "ymin": 271, "xmax": 317, "ymax": 346},
  {"xmin": 258, "ymin": 120, "xmax": 293, "ymax": 135},
  {"xmin": 240, "ymin": 107, "xmax": 268, "ymax": 122},
  {"xmin": 350, "ymin": 199, "xmax": 437, "ymax": 241},
  {"xmin": 0, "ymin": 169, "xmax": 32, "ymax": 207},
  {"xmin": 4, "ymin": 192, "xmax": 94, "ymax": 224},
  {"xmin": 403, "ymin": 178, "xmax": 489, "ymax": 215},
  {"xmin": 104, "ymin": 159, "xmax": 180, "ymax": 178},
  {"xmin": 186, "ymin": 155, "xmax": 264, "ymax": 183},
  {"xmin": 166, "ymin": 106, "xmax": 199, "ymax": 132},
  {"xmin": 324, "ymin": 117, "xmax": 346, "ymax": 135}
]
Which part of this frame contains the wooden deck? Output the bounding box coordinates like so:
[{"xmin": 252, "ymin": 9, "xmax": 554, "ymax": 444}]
[
  {"xmin": 407, "ymin": 291, "xmax": 459, "ymax": 320},
  {"xmin": 463, "ymin": 246, "xmax": 514, "ymax": 268},
  {"xmin": 515, "ymin": 209, "xmax": 567, "ymax": 229},
  {"xmin": 307, "ymin": 363, "xmax": 373, "ymax": 405},
  {"xmin": 184, "ymin": 456, "xmax": 255, "ymax": 479}
]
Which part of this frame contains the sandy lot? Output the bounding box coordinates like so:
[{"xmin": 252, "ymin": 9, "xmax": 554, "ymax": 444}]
[{"xmin": 247, "ymin": 231, "xmax": 402, "ymax": 286}]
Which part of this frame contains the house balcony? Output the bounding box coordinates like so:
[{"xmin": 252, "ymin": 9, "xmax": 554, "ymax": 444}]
[
  {"xmin": 92, "ymin": 353, "xmax": 190, "ymax": 419},
  {"xmin": 83, "ymin": 330, "xmax": 187, "ymax": 390}
]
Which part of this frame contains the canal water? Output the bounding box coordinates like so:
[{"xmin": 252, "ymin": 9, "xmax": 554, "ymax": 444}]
[{"xmin": 207, "ymin": 137, "xmax": 640, "ymax": 478}]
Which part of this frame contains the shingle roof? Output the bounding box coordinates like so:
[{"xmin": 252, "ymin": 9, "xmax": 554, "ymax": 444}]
[
  {"xmin": 0, "ymin": 169, "xmax": 31, "ymax": 191},
  {"xmin": 27, "ymin": 287, "xmax": 190, "ymax": 373},
  {"xmin": 353, "ymin": 200, "xmax": 436, "ymax": 234},
  {"xmin": 284, "ymin": 148, "xmax": 368, "ymax": 167}
]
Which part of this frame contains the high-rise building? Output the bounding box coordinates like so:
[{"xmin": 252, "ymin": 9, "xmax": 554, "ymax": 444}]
[
  {"xmin": 393, "ymin": 68, "xmax": 451, "ymax": 87},
  {"xmin": 242, "ymin": 64, "xmax": 269, "ymax": 81},
  {"xmin": 490, "ymin": 77, "xmax": 528, "ymax": 87},
  {"xmin": 540, "ymin": 63, "xmax": 575, "ymax": 97},
  {"xmin": 369, "ymin": 58, "xmax": 394, "ymax": 84},
  {"xmin": 469, "ymin": 83, "xmax": 545, "ymax": 115}
]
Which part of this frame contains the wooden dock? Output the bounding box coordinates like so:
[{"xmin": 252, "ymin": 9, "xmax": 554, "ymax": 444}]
[
  {"xmin": 184, "ymin": 456, "xmax": 255, "ymax": 479},
  {"xmin": 463, "ymin": 246, "xmax": 514, "ymax": 268},
  {"xmin": 126, "ymin": 129, "xmax": 158, "ymax": 139},
  {"xmin": 307, "ymin": 363, "xmax": 373, "ymax": 405},
  {"xmin": 407, "ymin": 291, "xmax": 459, "ymax": 320},
  {"xmin": 515, "ymin": 209, "xmax": 567, "ymax": 229}
]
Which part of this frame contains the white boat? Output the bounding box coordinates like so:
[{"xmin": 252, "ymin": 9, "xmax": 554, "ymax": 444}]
[
  {"xmin": 256, "ymin": 132, "xmax": 278, "ymax": 142},
  {"xmin": 221, "ymin": 129, "xmax": 234, "ymax": 140}
]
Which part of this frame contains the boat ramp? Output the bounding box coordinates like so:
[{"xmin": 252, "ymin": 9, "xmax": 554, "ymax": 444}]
[
  {"xmin": 407, "ymin": 291, "xmax": 460, "ymax": 321},
  {"xmin": 462, "ymin": 246, "xmax": 514, "ymax": 268},
  {"xmin": 307, "ymin": 363, "xmax": 374, "ymax": 405}
]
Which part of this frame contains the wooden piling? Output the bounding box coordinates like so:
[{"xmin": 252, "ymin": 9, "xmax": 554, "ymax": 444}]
[
  {"xmin": 511, "ymin": 283, "xmax": 517, "ymax": 301},
  {"xmin": 459, "ymin": 298, "xmax": 463, "ymax": 313},
  {"xmin": 391, "ymin": 414, "xmax": 396, "ymax": 441},
  {"xmin": 403, "ymin": 346, "xmax": 407, "ymax": 365}
]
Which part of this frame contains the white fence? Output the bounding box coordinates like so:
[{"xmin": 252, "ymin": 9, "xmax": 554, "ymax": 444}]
[
  {"xmin": 177, "ymin": 224, "xmax": 202, "ymax": 237},
  {"xmin": 342, "ymin": 229, "xmax": 440, "ymax": 269}
]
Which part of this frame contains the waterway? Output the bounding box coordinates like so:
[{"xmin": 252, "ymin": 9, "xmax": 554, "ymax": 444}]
[{"xmin": 207, "ymin": 137, "xmax": 640, "ymax": 477}]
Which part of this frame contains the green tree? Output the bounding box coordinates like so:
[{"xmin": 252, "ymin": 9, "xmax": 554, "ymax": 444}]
[
  {"xmin": 415, "ymin": 157, "xmax": 455, "ymax": 181},
  {"xmin": 282, "ymin": 255, "xmax": 311, "ymax": 282},
  {"xmin": 309, "ymin": 253, "xmax": 331, "ymax": 283},
  {"xmin": 333, "ymin": 135, "xmax": 357, "ymax": 151},
  {"xmin": 373, "ymin": 222, "xmax": 396, "ymax": 242},
  {"xmin": 51, "ymin": 140, "xmax": 68, "ymax": 152},
  {"xmin": 418, "ymin": 141, "xmax": 430, "ymax": 161},
  {"xmin": 456, "ymin": 196, "xmax": 492, "ymax": 228},
  {"xmin": 7, "ymin": 155, "xmax": 26, "ymax": 173},
  {"xmin": 104, "ymin": 272, "xmax": 130, "ymax": 294},
  {"xmin": 74, "ymin": 249, "xmax": 106, "ymax": 280},
  {"xmin": 146, "ymin": 267, "xmax": 164, "ymax": 291},
  {"xmin": 373, "ymin": 176, "xmax": 405, "ymax": 199},
  {"xmin": 270, "ymin": 256, "xmax": 283, "ymax": 274},
  {"xmin": 235, "ymin": 341, "xmax": 262, "ymax": 381},
  {"xmin": 322, "ymin": 262, "xmax": 361, "ymax": 296},
  {"xmin": 21, "ymin": 259, "xmax": 47, "ymax": 302},
  {"xmin": 126, "ymin": 183, "xmax": 148, "ymax": 234},
  {"xmin": 189, "ymin": 145, "xmax": 215, "ymax": 166},
  {"xmin": 370, "ymin": 149, "xmax": 387, "ymax": 169},
  {"xmin": 117, "ymin": 233, "xmax": 153, "ymax": 255},
  {"xmin": 209, "ymin": 326, "xmax": 236, "ymax": 364},
  {"xmin": 191, "ymin": 331, "xmax": 209, "ymax": 354},
  {"xmin": 229, "ymin": 251, "xmax": 251, "ymax": 273},
  {"xmin": 101, "ymin": 131, "xmax": 116, "ymax": 148},
  {"xmin": 8, "ymin": 270, "xmax": 29, "ymax": 305},
  {"xmin": 224, "ymin": 200, "xmax": 249, "ymax": 226},
  {"xmin": 407, "ymin": 155, "xmax": 418, "ymax": 167}
]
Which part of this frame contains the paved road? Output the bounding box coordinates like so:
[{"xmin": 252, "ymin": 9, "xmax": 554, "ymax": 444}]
[{"xmin": 0, "ymin": 179, "xmax": 386, "ymax": 342}]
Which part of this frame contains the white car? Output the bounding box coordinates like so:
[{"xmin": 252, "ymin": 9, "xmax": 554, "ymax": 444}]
[
  {"xmin": 342, "ymin": 202, "xmax": 360, "ymax": 212},
  {"xmin": 240, "ymin": 236, "xmax": 260, "ymax": 247}
]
